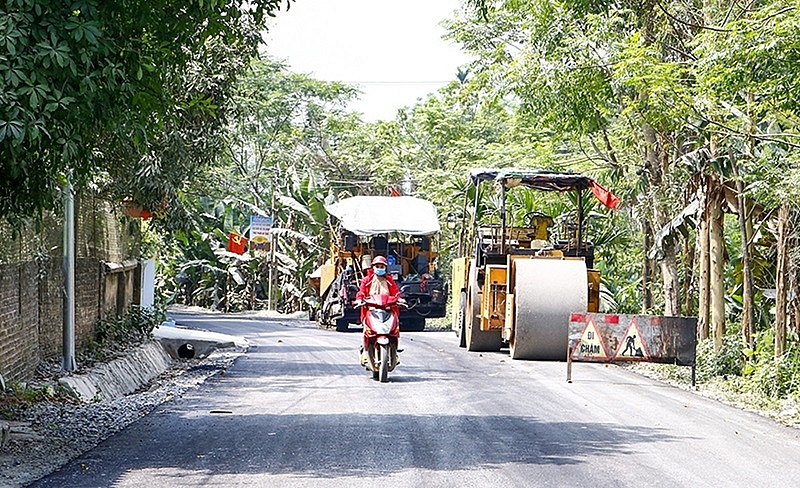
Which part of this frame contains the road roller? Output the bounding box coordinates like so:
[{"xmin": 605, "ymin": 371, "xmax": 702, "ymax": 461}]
[{"xmin": 450, "ymin": 168, "xmax": 620, "ymax": 360}]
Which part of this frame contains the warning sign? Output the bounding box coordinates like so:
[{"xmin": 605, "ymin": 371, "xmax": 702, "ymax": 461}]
[
  {"xmin": 614, "ymin": 318, "xmax": 650, "ymax": 360},
  {"xmin": 571, "ymin": 318, "xmax": 609, "ymax": 360},
  {"xmin": 568, "ymin": 313, "xmax": 696, "ymax": 366}
]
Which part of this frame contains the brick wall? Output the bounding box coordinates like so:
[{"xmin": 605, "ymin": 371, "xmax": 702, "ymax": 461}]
[
  {"xmin": 38, "ymin": 259, "xmax": 64, "ymax": 360},
  {"xmin": 0, "ymin": 264, "xmax": 39, "ymax": 381},
  {"xmin": 19, "ymin": 262, "xmax": 40, "ymax": 377},
  {"xmin": 0, "ymin": 193, "xmax": 141, "ymax": 383},
  {"xmin": 75, "ymin": 258, "xmax": 101, "ymax": 350}
]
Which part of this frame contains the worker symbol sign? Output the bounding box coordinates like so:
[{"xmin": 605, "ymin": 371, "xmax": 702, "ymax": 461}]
[
  {"xmin": 568, "ymin": 313, "xmax": 697, "ymax": 367},
  {"xmin": 571, "ymin": 318, "xmax": 609, "ymax": 360},
  {"xmin": 614, "ymin": 318, "xmax": 650, "ymax": 360}
]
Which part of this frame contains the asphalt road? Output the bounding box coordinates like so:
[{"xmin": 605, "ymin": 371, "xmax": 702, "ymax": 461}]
[{"xmin": 31, "ymin": 310, "xmax": 800, "ymax": 487}]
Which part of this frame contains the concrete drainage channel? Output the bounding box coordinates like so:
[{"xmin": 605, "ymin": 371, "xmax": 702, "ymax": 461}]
[
  {"xmin": 57, "ymin": 341, "xmax": 173, "ymax": 402},
  {"xmin": 0, "ymin": 323, "xmax": 246, "ymax": 450},
  {"xmin": 60, "ymin": 324, "xmax": 247, "ymax": 403}
]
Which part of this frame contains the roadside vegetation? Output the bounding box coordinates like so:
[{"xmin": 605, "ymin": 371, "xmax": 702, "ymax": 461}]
[
  {"xmin": 3, "ymin": 1, "xmax": 800, "ymax": 413},
  {"xmin": 84, "ymin": 305, "xmax": 167, "ymax": 365}
]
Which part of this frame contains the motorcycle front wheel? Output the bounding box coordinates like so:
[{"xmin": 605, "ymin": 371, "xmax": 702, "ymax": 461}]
[{"xmin": 379, "ymin": 343, "xmax": 390, "ymax": 383}]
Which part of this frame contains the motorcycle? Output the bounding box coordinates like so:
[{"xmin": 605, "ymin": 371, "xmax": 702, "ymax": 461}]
[{"xmin": 358, "ymin": 294, "xmax": 404, "ymax": 382}]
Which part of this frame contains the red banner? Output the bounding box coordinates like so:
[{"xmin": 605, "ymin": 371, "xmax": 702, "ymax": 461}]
[
  {"xmin": 589, "ymin": 181, "xmax": 621, "ymax": 209},
  {"xmin": 228, "ymin": 232, "xmax": 247, "ymax": 254}
]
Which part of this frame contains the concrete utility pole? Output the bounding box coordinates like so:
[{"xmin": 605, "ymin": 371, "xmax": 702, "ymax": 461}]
[
  {"xmin": 62, "ymin": 180, "xmax": 76, "ymax": 372},
  {"xmin": 268, "ymin": 171, "xmax": 277, "ymax": 311},
  {"xmin": 267, "ymin": 232, "xmax": 274, "ymax": 311}
]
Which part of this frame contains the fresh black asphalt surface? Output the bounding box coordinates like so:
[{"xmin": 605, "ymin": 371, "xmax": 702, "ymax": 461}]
[{"xmin": 30, "ymin": 310, "xmax": 800, "ymax": 487}]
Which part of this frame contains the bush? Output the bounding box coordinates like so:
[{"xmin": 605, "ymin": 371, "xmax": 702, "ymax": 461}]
[
  {"xmin": 93, "ymin": 305, "xmax": 166, "ymax": 349},
  {"xmin": 748, "ymin": 353, "xmax": 800, "ymax": 399},
  {"xmin": 742, "ymin": 331, "xmax": 800, "ymax": 399},
  {"xmin": 695, "ymin": 334, "xmax": 744, "ymax": 382}
]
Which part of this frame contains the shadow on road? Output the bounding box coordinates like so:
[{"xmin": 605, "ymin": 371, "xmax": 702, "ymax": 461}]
[{"xmin": 31, "ymin": 409, "xmax": 684, "ymax": 487}]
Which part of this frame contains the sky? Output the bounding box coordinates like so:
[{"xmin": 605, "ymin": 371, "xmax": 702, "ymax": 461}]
[{"xmin": 263, "ymin": 0, "xmax": 470, "ymax": 122}]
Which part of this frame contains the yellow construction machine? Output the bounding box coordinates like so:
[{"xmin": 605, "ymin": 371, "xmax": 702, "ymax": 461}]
[
  {"xmin": 310, "ymin": 195, "xmax": 448, "ymax": 332},
  {"xmin": 451, "ymin": 168, "xmax": 620, "ymax": 360}
]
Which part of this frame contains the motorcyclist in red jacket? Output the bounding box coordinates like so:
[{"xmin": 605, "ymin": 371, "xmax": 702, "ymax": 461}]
[
  {"xmin": 356, "ymin": 255, "xmax": 400, "ymax": 304},
  {"xmin": 355, "ymin": 255, "xmax": 405, "ymax": 365}
]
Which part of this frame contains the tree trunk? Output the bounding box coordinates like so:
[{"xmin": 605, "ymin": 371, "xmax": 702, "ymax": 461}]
[
  {"xmin": 698, "ymin": 180, "xmax": 711, "ymax": 340},
  {"xmin": 642, "ymin": 123, "xmax": 661, "ymax": 314},
  {"xmin": 790, "ymin": 213, "xmax": 800, "ymax": 338},
  {"xmin": 641, "ymin": 123, "xmax": 681, "ymax": 316},
  {"xmin": 775, "ymin": 203, "xmax": 790, "ymax": 358},
  {"xmin": 709, "ymin": 183, "xmax": 726, "ymax": 350},
  {"xmin": 792, "ymin": 273, "xmax": 800, "ymax": 338},
  {"xmin": 683, "ymin": 237, "xmax": 695, "ymax": 317},
  {"xmin": 642, "ymin": 218, "xmax": 655, "ymax": 312},
  {"xmin": 661, "ymin": 241, "xmax": 681, "ymax": 316},
  {"xmin": 730, "ymin": 150, "xmax": 755, "ymax": 349},
  {"xmin": 741, "ymin": 197, "xmax": 756, "ymax": 348}
]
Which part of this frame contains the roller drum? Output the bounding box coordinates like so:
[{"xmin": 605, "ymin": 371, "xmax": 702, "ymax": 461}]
[{"xmin": 511, "ymin": 259, "xmax": 587, "ymax": 360}]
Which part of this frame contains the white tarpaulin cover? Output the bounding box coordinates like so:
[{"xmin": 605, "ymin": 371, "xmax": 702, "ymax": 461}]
[{"xmin": 325, "ymin": 196, "xmax": 440, "ymax": 236}]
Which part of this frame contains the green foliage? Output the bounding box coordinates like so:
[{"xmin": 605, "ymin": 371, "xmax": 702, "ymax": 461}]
[
  {"xmin": 0, "ymin": 0, "xmax": 288, "ymax": 224},
  {"xmin": 747, "ymin": 351, "xmax": 800, "ymax": 400},
  {"xmin": 739, "ymin": 330, "xmax": 800, "ymax": 399},
  {"xmin": 694, "ymin": 1, "xmax": 800, "ymax": 114},
  {"xmin": 166, "ymin": 56, "xmax": 366, "ymax": 312},
  {"xmin": 692, "ymin": 330, "xmax": 800, "ymax": 401},
  {"xmin": 0, "ymin": 382, "xmax": 61, "ymax": 419},
  {"xmin": 93, "ymin": 305, "xmax": 166, "ymax": 353},
  {"xmin": 696, "ymin": 335, "xmax": 744, "ymax": 382},
  {"xmin": 157, "ymin": 197, "xmax": 260, "ymax": 311}
]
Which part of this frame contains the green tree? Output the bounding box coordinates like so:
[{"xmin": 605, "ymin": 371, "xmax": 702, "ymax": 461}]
[
  {"xmin": 0, "ymin": 0, "xmax": 287, "ymax": 223},
  {"xmin": 693, "ymin": 1, "xmax": 800, "ymax": 354},
  {"xmin": 164, "ymin": 56, "xmax": 368, "ymax": 312}
]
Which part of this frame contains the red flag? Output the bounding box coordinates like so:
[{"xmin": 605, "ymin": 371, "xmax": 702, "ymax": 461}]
[
  {"xmin": 589, "ymin": 181, "xmax": 621, "ymax": 210},
  {"xmin": 228, "ymin": 232, "xmax": 247, "ymax": 254},
  {"xmin": 122, "ymin": 199, "xmax": 153, "ymax": 220}
]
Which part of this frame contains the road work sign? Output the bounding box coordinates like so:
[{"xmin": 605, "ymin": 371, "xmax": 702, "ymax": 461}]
[
  {"xmin": 575, "ymin": 319, "xmax": 609, "ymax": 360},
  {"xmin": 567, "ymin": 313, "xmax": 697, "ymax": 386},
  {"xmin": 614, "ymin": 318, "xmax": 650, "ymax": 360},
  {"xmin": 568, "ymin": 313, "xmax": 696, "ymax": 366}
]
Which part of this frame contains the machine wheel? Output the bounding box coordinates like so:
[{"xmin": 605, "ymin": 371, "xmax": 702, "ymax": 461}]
[
  {"xmin": 457, "ymin": 290, "xmax": 467, "ymax": 348},
  {"xmin": 465, "ymin": 260, "xmax": 502, "ymax": 352},
  {"xmin": 510, "ymin": 259, "xmax": 588, "ymax": 360},
  {"xmin": 335, "ymin": 318, "xmax": 350, "ymax": 332},
  {"xmin": 378, "ymin": 344, "xmax": 390, "ymax": 382}
]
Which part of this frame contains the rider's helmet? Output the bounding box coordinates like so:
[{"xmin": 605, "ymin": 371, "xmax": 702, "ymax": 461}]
[{"xmin": 371, "ymin": 255, "xmax": 388, "ymax": 267}]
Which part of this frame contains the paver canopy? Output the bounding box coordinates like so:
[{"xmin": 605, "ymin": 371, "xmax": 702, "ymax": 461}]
[{"xmin": 325, "ymin": 196, "xmax": 440, "ymax": 236}]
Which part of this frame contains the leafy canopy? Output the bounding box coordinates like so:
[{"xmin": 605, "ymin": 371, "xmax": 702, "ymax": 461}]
[{"xmin": 0, "ymin": 0, "xmax": 288, "ymax": 223}]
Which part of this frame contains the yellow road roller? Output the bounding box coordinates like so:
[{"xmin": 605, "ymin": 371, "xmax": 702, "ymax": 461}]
[{"xmin": 450, "ymin": 168, "xmax": 620, "ymax": 360}]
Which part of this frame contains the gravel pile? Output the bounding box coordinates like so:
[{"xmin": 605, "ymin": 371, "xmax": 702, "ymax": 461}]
[{"xmin": 0, "ymin": 347, "xmax": 245, "ymax": 488}]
